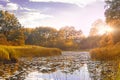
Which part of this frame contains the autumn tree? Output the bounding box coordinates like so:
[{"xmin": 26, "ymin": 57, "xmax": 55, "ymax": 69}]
[
  {"xmin": 0, "ymin": 10, "xmax": 24, "ymax": 45},
  {"xmin": 0, "ymin": 34, "xmax": 8, "ymax": 45},
  {"xmin": 26, "ymin": 27, "xmax": 58, "ymax": 47},
  {"xmin": 23, "ymin": 28, "xmax": 34, "ymax": 43},
  {"xmin": 105, "ymin": 0, "xmax": 120, "ymax": 44},
  {"xmin": 80, "ymin": 36, "xmax": 101, "ymax": 49},
  {"xmin": 57, "ymin": 26, "xmax": 85, "ymax": 50},
  {"xmin": 89, "ymin": 19, "xmax": 106, "ymax": 36}
]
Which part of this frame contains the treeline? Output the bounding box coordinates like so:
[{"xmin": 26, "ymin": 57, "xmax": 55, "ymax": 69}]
[
  {"xmin": 0, "ymin": 10, "xmax": 101, "ymax": 50},
  {"xmin": 90, "ymin": 0, "xmax": 120, "ymax": 60},
  {"xmin": 24, "ymin": 27, "xmax": 102, "ymax": 50}
]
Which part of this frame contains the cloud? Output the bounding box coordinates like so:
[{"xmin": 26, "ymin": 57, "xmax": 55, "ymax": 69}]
[
  {"xmin": 0, "ymin": 5, "xmax": 4, "ymax": 10},
  {"xmin": 0, "ymin": 0, "xmax": 10, "ymax": 2},
  {"xmin": 6, "ymin": 3, "xmax": 19, "ymax": 11},
  {"xmin": 19, "ymin": 7, "xmax": 38, "ymax": 12},
  {"xmin": 18, "ymin": 11, "xmax": 53, "ymax": 27},
  {"xmin": 29, "ymin": 0, "xmax": 104, "ymax": 7}
]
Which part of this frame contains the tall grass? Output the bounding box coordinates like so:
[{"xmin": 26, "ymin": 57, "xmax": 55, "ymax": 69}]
[
  {"xmin": 116, "ymin": 63, "xmax": 120, "ymax": 80},
  {"xmin": 0, "ymin": 45, "xmax": 62, "ymax": 63},
  {"xmin": 14, "ymin": 46, "xmax": 61, "ymax": 57},
  {"xmin": 90, "ymin": 44, "xmax": 120, "ymax": 60},
  {"xmin": 0, "ymin": 48, "xmax": 10, "ymax": 61}
]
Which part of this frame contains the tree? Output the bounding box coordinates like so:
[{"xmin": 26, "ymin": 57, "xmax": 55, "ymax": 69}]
[
  {"xmin": 99, "ymin": 34, "xmax": 113, "ymax": 47},
  {"xmin": 23, "ymin": 28, "xmax": 34, "ymax": 42},
  {"xmin": 0, "ymin": 10, "xmax": 24, "ymax": 45},
  {"xmin": 8, "ymin": 29, "xmax": 25, "ymax": 45},
  {"xmin": 80, "ymin": 36, "xmax": 101, "ymax": 49},
  {"xmin": 26, "ymin": 27, "xmax": 58, "ymax": 47},
  {"xmin": 0, "ymin": 34, "xmax": 8, "ymax": 45},
  {"xmin": 105, "ymin": 0, "xmax": 120, "ymax": 44},
  {"xmin": 89, "ymin": 19, "xmax": 106, "ymax": 36}
]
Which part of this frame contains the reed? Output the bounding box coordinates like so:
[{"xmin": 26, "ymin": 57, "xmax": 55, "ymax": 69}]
[
  {"xmin": 0, "ymin": 45, "xmax": 62, "ymax": 63},
  {"xmin": 90, "ymin": 44, "xmax": 120, "ymax": 60}
]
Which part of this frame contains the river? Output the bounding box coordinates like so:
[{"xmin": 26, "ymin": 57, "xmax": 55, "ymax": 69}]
[{"xmin": 0, "ymin": 52, "xmax": 119, "ymax": 80}]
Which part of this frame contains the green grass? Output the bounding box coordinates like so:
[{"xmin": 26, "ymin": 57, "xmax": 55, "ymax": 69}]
[
  {"xmin": 90, "ymin": 44, "xmax": 120, "ymax": 60},
  {"xmin": 0, "ymin": 45, "xmax": 62, "ymax": 63}
]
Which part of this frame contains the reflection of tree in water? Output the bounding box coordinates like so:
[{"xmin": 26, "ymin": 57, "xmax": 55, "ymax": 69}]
[{"xmin": 87, "ymin": 60, "xmax": 119, "ymax": 80}]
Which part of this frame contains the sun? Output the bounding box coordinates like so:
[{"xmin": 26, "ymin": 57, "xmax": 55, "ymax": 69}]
[
  {"xmin": 98, "ymin": 25, "xmax": 113, "ymax": 35},
  {"xmin": 106, "ymin": 25, "xmax": 113, "ymax": 33}
]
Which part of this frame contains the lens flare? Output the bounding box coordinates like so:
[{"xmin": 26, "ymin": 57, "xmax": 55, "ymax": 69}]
[
  {"xmin": 106, "ymin": 25, "xmax": 113, "ymax": 33},
  {"xmin": 98, "ymin": 25, "xmax": 113, "ymax": 35}
]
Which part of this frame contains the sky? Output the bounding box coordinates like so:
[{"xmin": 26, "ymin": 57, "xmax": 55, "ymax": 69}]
[{"xmin": 0, "ymin": 0, "xmax": 106, "ymax": 36}]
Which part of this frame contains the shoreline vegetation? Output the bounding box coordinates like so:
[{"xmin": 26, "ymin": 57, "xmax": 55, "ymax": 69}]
[
  {"xmin": 0, "ymin": 45, "xmax": 62, "ymax": 63},
  {"xmin": 90, "ymin": 44, "xmax": 120, "ymax": 61}
]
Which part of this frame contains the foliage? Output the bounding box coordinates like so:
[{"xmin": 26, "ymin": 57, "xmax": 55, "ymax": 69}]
[
  {"xmin": 90, "ymin": 44, "xmax": 120, "ymax": 60},
  {"xmin": 0, "ymin": 10, "xmax": 24, "ymax": 45},
  {"xmin": 25, "ymin": 26, "xmax": 85, "ymax": 50},
  {"xmin": 99, "ymin": 34, "xmax": 113, "ymax": 47},
  {"xmin": 90, "ymin": 0, "xmax": 120, "ymax": 61},
  {"xmin": 23, "ymin": 28, "xmax": 34, "ymax": 42},
  {"xmin": 26, "ymin": 27, "xmax": 58, "ymax": 46},
  {"xmin": 80, "ymin": 36, "xmax": 101, "ymax": 49},
  {"xmin": 105, "ymin": 0, "xmax": 120, "ymax": 44},
  {"xmin": 0, "ymin": 33, "xmax": 8, "ymax": 45},
  {"xmin": 0, "ymin": 10, "xmax": 106, "ymax": 51},
  {"xmin": 89, "ymin": 19, "xmax": 106, "ymax": 36},
  {"xmin": 0, "ymin": 10, "xmax": 100, "ymax": 50}
]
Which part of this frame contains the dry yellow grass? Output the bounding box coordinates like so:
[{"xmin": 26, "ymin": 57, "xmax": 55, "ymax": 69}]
[
  {"xmin": 0, "ymin": 45, "xmax": 62, "ymax": 63},
  {"xmin": 90, "ymin": 44, "xmax": 120, "ymax": 60}
]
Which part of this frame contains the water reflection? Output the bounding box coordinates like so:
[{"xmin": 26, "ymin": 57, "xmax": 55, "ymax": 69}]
[
  {"xmin": 25, "ymin": 63, "xmax": 91, "ymax": 80},
  {"xmin": 0, "ymin": 52, "xmax": 119, "ymax": 80},
  {"xmin": 88, "ymin": 60, "xmax": 119, "ymax": 80}
]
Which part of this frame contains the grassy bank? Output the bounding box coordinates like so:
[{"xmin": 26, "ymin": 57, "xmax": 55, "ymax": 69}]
[
  {"xmin": 90, "ymin": 44, "xmax": 120, "ymax": 60},
  {"xmin": 0, "ymin": 45, "xmax": 62, "ymax": 63}
]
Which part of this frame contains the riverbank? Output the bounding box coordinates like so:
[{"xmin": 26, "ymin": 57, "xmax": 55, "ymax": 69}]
[
  {"xmin": 0, "ymin": 45, "xmax": 62, "ymax": 63},
  {"xmin": 90, "ymin": 43, "xmax": 120, "ymax": 60}
]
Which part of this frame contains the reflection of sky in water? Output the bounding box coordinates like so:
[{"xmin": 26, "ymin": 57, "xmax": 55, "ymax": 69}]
[
  {"xmin": 25, "ymin": 64, "xmax": 91, "ymax": 80},
  {"xmin": 0, "ymin": 52, "xmax": 118, "ymax": 80}
]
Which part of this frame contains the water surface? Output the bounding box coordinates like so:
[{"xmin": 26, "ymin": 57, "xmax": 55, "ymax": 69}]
[{"xmin": 0, "ymin": 52, "xmax": 119, "ymax": 80}]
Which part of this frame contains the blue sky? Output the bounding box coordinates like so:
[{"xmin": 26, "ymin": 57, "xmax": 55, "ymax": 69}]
[{"xmin": 0, "ymin": 0, "xmax": 105, "ymax": 36}]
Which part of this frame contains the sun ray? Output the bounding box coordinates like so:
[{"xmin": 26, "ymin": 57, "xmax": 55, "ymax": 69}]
[{"xmin": 98, "ymin": 25, "xmax": 113, "ymax": 35}]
